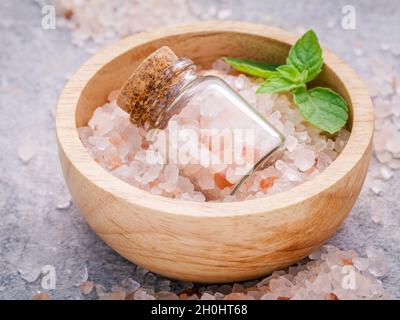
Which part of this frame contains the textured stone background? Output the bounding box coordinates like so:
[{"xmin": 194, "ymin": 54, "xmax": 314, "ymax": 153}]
[{"xmin": 0, "ymin": 0, "xmax": 399, "ymax": 299}]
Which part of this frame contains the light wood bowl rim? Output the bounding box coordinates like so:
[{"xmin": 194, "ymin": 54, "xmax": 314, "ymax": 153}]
[{"xmin": 56, "ymin": 21, "xmax": 373, "ymax": 218}]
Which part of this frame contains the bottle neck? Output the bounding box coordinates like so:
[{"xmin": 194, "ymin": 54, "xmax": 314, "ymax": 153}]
[{"xmin": 152, "ymin": 57, "xmax": 197, "ymax": 129}]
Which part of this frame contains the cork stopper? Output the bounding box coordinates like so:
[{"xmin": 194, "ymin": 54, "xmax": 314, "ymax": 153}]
[{"xmin": 117, "ymin": 46, "xmax": 188, "ymax": 128}]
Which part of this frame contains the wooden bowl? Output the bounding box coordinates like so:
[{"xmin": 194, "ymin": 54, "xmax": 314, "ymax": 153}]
[{"xmin": 56, "ymin": 21, "xmax": 373, "ymax": 283}]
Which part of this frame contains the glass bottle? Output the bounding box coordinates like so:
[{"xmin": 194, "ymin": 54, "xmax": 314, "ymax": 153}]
[{"xmin": 117, "ymin": 46, "xmax": 284, "ymax": 197}]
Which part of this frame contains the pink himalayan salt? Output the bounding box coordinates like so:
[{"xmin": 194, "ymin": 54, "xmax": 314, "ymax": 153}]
[{"xmin": 78, "ymin": 69, "xmax": 349, "ymax": 202}]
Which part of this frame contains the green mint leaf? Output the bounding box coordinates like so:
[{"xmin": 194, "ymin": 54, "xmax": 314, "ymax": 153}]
[
  {"xmin": 293, "ymin": 87, "xmax": 348, "ymax": 134},
  {"xmin": 276, "ymin": 65, "xmax": 308, "ymax": 83},
  {"xmin": 287, "ymin": 30, "xmax": 323, "ymax": 82},
  {"xmin": 223, "ymin": 57, "xmax": 280, "ymax": 78},
  {"xmin": 257, "ymin": 76, "xmax": 304, "ymax": 94}
]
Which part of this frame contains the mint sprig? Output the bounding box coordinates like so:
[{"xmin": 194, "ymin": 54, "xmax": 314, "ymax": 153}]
[
  {"xmin": 224, "ymin": 30, "xmax": 349, "ymax": 134},
  {"xmin": 222, "ymin": 57, "xmax": 279, "ymax": 78}
]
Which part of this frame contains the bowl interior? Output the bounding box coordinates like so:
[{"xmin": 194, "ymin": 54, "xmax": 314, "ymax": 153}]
[{"xmin": 75, "ymin": 31, "xmax": 353, "ymax": 130}]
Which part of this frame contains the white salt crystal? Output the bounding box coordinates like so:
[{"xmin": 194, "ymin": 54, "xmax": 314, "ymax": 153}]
[
  {"xmin": 379, "ymin": 166, "xmax": 393, "ymax": 180},
  {"xmin": 56, "ymin": 199, "xmax": 71, "ymax": 210},
  {"xmin": 371, "ymin": 212, "xmax": 382, "ymax": 224},
  {"xmin": 275, "ymin": 159, "xmax": 288, "ymax": 172},
  {"xmin": 223, "ymin": 195, "xmax": 236, "ymax": 202},
  {"xmin": 386, "ymin": 135, "xmax": 400, "ymax": 153},
  {"xmin": 355, "ymin": 48, "xmax": 366, "ymax": 58},
  {"xmin": 200, "ymin": 292, "xmax": 216, "ymax": 300},
  {"xmin": 293, "ymin": 149, "xmax": 316, "ymax": 172},
  {"xmin": 296, "ymin": 131, "xmax": 308, "ymax": 141},
  {"xmin": 314, "ymin": 139, "xmax": 327, "ymax": 152},
  {"xmin": 217, "ymin": 9, "xmax": 232, "ymax": 19},
  {"xmin": 77, "ymin": 127, "xmax": 93, "ymax": 140},
  {"xmin": 388, "ymin": 159, "xmax": 400, "ymax": 169},
  {"xmin": 88, "ymin": 136, "xmax": 110, "ymax": 150},
  {"xmin": 376, "ymin": 150, "xmax": 392, "ymax": 163},
  {"xmin": 225, "ymin": 167, "xmax": 242, "ymax": 184},
  {"xmin": 256, "ymin": 93, "xmax": 274, "ymax": 114},
  {"xmin": 284, "ymin": 166, "xmax": 301, "ymax": 182},
  {"xmin": 283, "ymin": 121, "xmax": 295, "ymax": 135},
  {"xmin": 365, "ymin": 246, "xmax": 390, "ymax": 277},
  {"xmin": 192, "ymin": 192, "xmax": 206, "ymax": 202},
  {"xmin": 370, "ymin": 180, "xmax": 384, "ymax": 195},
  {"xmin": 353, "ymin": 257, "xmax": 369, "ymax": 271},
  {"xmin": 18, "ymin": 142, "xmax": 36, "ymax": 163},
  {"xmin": 234, "ymin": 75, "xmax": 247, "ymax": 90},
  {"xmin": 285, "ymin": 135, "xmax": 298, "ymax": 152},
  {"xmin": 163, "ymin": 164, "xmax": 179, "ymax": 184},
  {"xmin": 18, "ymin": 266, "xmax": 42, "ymax": 283},
  {"xmin": 121, "ymin": 278, "xmax": 140, "ymax": 294},
  {"xmin": 212, "ymin": 59, "xmax": 231, "ymax": 73}
]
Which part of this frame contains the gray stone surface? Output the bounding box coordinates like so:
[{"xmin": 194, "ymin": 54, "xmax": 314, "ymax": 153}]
[{"xmin": 0, "ymin": 0, "xmax": 399, "ymax": 299}]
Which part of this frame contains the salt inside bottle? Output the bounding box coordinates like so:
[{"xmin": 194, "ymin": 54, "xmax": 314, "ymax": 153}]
[{"xmin": 117, "ymin": 46, "xmax": 284, "ymax": 198}]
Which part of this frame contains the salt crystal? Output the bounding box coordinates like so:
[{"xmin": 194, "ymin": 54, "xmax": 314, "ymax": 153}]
[
  {"xmin": 72, "ymin": 266, "xmax": 89, "ymax": 287},
  {"xmin": 232, "ymin": 283, "xmax": 245, "ymax": 293},
  {"xmin": 285, "ymin": 135, "xmax": 298, "ymax": 152},
  {"xmin": 365, "ymin": 246, "xmax": 390, "ymax": 277},
  {"xmin": 380, "ymin": 43, "xmax": 390, "ymax": 51},
  {"xmin": 158, "ymin": 279, "xmax": 171, "ymax": 292},
  {"xmin": 18, "ymin": 142, "xmax": 36, "ymax": 163},
  {"xmin": 386, "ymin": 136, "xmax": 400, "ymax": 153},
  {"xmin": 376, "ymin": 151, "xmax": 392, "ymax": 163},
  {"xmin": 95, "ymin": 284, "xmax": 106, "ymax": 298},
  {"xmin": 353, "ymin": 257, "xmax": 369, "ymax": 271},
  {"xmin": 133, "ymin": 289, "xmax": 147, "ymax": 300},
  {"xmin": 200, "ymin": 292, "xmax": 216, "ymax": 300},
  {"xmin": 217, "ymin": 9, "xmax": 232, "ymax": 19},
  {"xmin": 326, "ymin": 139, "xmax": 335, "ymax": 150},
  {"xmin": 379, "ymin": 166, "xmax": 393, "ymax": 180},
  {"xmin": 18, "ymin": 266, "xmax": 41, "ymax": 283},
  {"xmin": 371, "ymin": 212, "xmax": 382, "ymax": 224},
  {"xmin": 88, "ymin": 136, "xmax": 110, "ymax": 150},
  {"xmin": 256, "ymin": 93, "xmax": 274, "ymax": 114},
  {"xmin": 370, "ymin": 181, "xmax": 384, "ymax": 195},
  {"xmin": 156, "ymin": 291, "xmax": 179, "ymax": 300},
  {"xmin": 292, "ymin": 148, "xmax": 316, "ymax": 172},
  {"xmin": 388, "ymin": 159, "xmax": 400, "ymax": 169},
  {"xmin": 136, "ymin": 266, "xmax": 149, "ymax": 282},
  {"xmin": 315, "ymin": 139, "xmax": 327, "ymax": 152},
  {"xmin": 56, "ymin": 199, "xmax": 71, "ymax": 210},
  {"xmin": 354, "ymin": 48, "xmax": 363, "ymax": 57},
  {"xmin": 32, "ymin": 292, "xmax": 51, "ymax": 300},
  {"xmin": 212, "ymin": 59, "xmax": 231, "ymax": 73},
  {"xmin": 234, "ymin": 75, "xmax": 247, "ymax": 90},
  {"xmin": 122, "ymin": 278, "xmax": 140, "ymax": 294},
  {"xmin": 80, "ymin": 281, "xmax": 94, "ymax": 295},
  {"xmin": 218, "ymin": 284, "xmax": 232, "ymax": 295}
]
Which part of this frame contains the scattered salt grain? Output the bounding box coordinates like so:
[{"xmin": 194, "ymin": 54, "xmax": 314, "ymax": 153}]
[
  {"xmin": 379, "ymin": 166, "xmax": 393, "ymax": 180},
  {"xmin": 32, "ymin": 292, "xmax": 51, "ymax": 300},
  {"xmin": 80, "ymin": 281, "xmax": 94, "ymax": 295},
  {"xmin": 56, "ymin": 199, "xmax": 71, "ymax": 210},
  {"xmin": 122, "ymin": 278, "xmax": 141, "ymax": 294},
  {"xmin": 217, "ymin": 9, "xmax": 232, "ymax": 19},
  {"xmin": 18, "ymin": 266, "xmax": 42, "ymax": 283},
  {"xmin": 18, "ymin": 142, "xmax": 36, "ymax": 163}
]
